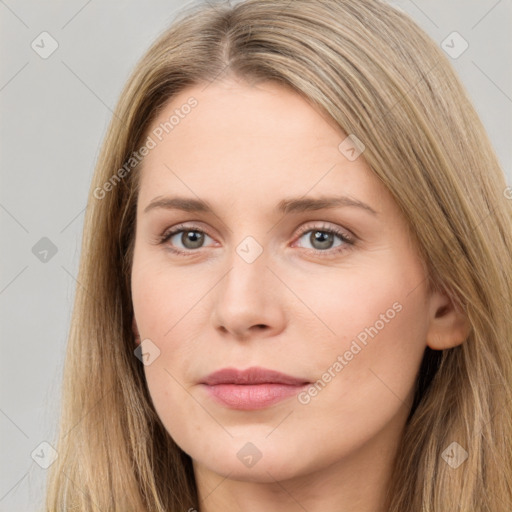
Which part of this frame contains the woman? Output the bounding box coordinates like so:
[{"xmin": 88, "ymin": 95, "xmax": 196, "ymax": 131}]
[{"xmin": 45, "ymin": 0, "xmax": 512, "ymax": 510}]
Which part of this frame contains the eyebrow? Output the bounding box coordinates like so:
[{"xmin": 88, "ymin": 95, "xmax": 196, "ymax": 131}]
[{"xmin": 143, "ymin": 195, "xmax": 378, "ymax": 216}]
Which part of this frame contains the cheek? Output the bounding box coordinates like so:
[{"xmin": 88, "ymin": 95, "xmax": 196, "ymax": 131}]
[
  {"xmin": 287, "ymin": 258, "xmax": 429, "ymax": 352},
  {"xmin": 131, "ymin": 259, "xmax": 216, "ymax": 441},
  {"xmin": 131, "ymin": 253, "xmax": 206, "ymax": 339},
  {"xmin": 294, "ymin": 264, "xmax": 430, "ymax": 428}
]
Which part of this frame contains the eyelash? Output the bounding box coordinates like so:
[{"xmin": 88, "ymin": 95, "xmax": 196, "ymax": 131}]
[{"xmin": 156, "ymin": 222, "xmax": 355, "ymax": 258}]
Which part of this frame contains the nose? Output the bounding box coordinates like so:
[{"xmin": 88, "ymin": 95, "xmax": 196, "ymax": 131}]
[{"xmin": 211, "ymin": 244, "xmax": 287, "ymax": 341}]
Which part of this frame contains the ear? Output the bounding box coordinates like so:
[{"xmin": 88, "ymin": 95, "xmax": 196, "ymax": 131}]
[
  {"xmin": 132, "ymin": 317, "xmax": 141, "ymax": 346},
  {"xmin": 426, "ymin": 288, "xmax": 471, "ymax": 350}
]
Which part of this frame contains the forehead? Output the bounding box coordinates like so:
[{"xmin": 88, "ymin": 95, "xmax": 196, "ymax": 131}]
[{"xmin": 137, "ymin": 79, "xmax": 389, "ymax": 215}]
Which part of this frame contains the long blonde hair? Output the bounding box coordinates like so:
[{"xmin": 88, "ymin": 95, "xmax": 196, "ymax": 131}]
[{"xmin": 45, "ymin": 0, "xmax": 512, "ymax": 510}]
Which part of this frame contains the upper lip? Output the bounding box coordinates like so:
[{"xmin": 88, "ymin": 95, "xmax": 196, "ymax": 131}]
[{"xmin": 202, "ymin": 366, "xmax": 309, "ymax": 386}]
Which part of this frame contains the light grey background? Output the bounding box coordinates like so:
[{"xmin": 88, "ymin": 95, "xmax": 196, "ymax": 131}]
[{"xmin": 1, "ymin": 1, "xmax": 510, "ymax": 510}]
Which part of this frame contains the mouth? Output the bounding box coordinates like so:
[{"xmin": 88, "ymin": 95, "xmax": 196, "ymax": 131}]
[{"xmin": 200, "ymin": 366, "xmax": 310, "ymax": 410}]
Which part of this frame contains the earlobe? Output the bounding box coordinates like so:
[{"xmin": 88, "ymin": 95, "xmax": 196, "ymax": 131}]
[
  {"xmin": 132, "ymin": 317, "xmax": 141, "ymax": 346},
  {"xmin": 426, "ymin": 290, "xmax": 471, "ymax": 350}
]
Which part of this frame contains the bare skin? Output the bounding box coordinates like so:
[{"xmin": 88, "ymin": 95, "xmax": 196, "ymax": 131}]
[{"xmin": 130, "ymin": 76, "xmax": 470, "ymax": 512}]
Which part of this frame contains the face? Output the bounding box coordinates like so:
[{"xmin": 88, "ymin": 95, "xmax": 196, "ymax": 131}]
[{"xmin": 131, "ymin": 77, "xmax": 435, "ymax": 483}]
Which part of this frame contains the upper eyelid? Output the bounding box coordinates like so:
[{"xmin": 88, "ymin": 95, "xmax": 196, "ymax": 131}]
[{"xmin": 295, "ymin": 222, "xmax": 353, "ymax": 239}]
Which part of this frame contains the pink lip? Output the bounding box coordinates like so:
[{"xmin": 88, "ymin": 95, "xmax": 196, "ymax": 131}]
[{"xmin": 201, "ymin": 367, "xmax": 310, "ymax": 410}]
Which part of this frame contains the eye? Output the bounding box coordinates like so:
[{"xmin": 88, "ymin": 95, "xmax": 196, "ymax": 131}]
[
  {"xmin": 293, "ymin": 223, "xmax": 354, "ymax": 255},
  {"xmin": 156, "ymin": 222, "xmax": 355, "ymax": 257},
  {"xmin": 158, "ymin": 224, "xmax": 215, "ymax": 253}
]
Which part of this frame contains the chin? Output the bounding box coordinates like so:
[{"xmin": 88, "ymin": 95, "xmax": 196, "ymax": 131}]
[
  {"xmin": 198, "ymin": 457, "xmax": 301, "ymax": 483},
  {"xmin": 189, "ymin": 436, "xmax": 311, "ymax": 483}
]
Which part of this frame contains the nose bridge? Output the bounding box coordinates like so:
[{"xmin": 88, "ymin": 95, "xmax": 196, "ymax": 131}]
[
  {"xmin": 212, "ymin": 233, "xmax": 285, "ymax": 338},
  {"xmin": 222, "ymin": 235, "xmax": 270, "ymax": 309}
]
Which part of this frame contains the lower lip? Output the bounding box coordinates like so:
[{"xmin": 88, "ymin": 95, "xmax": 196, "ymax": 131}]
[{"xmin": 202, "ymin": 383, "xmax": 308, "ymax": 410}]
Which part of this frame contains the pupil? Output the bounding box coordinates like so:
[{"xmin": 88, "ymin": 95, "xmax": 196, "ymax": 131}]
[{"xmin": 312, "ymin": 231, "xmax": 332, "ymax": 249}]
